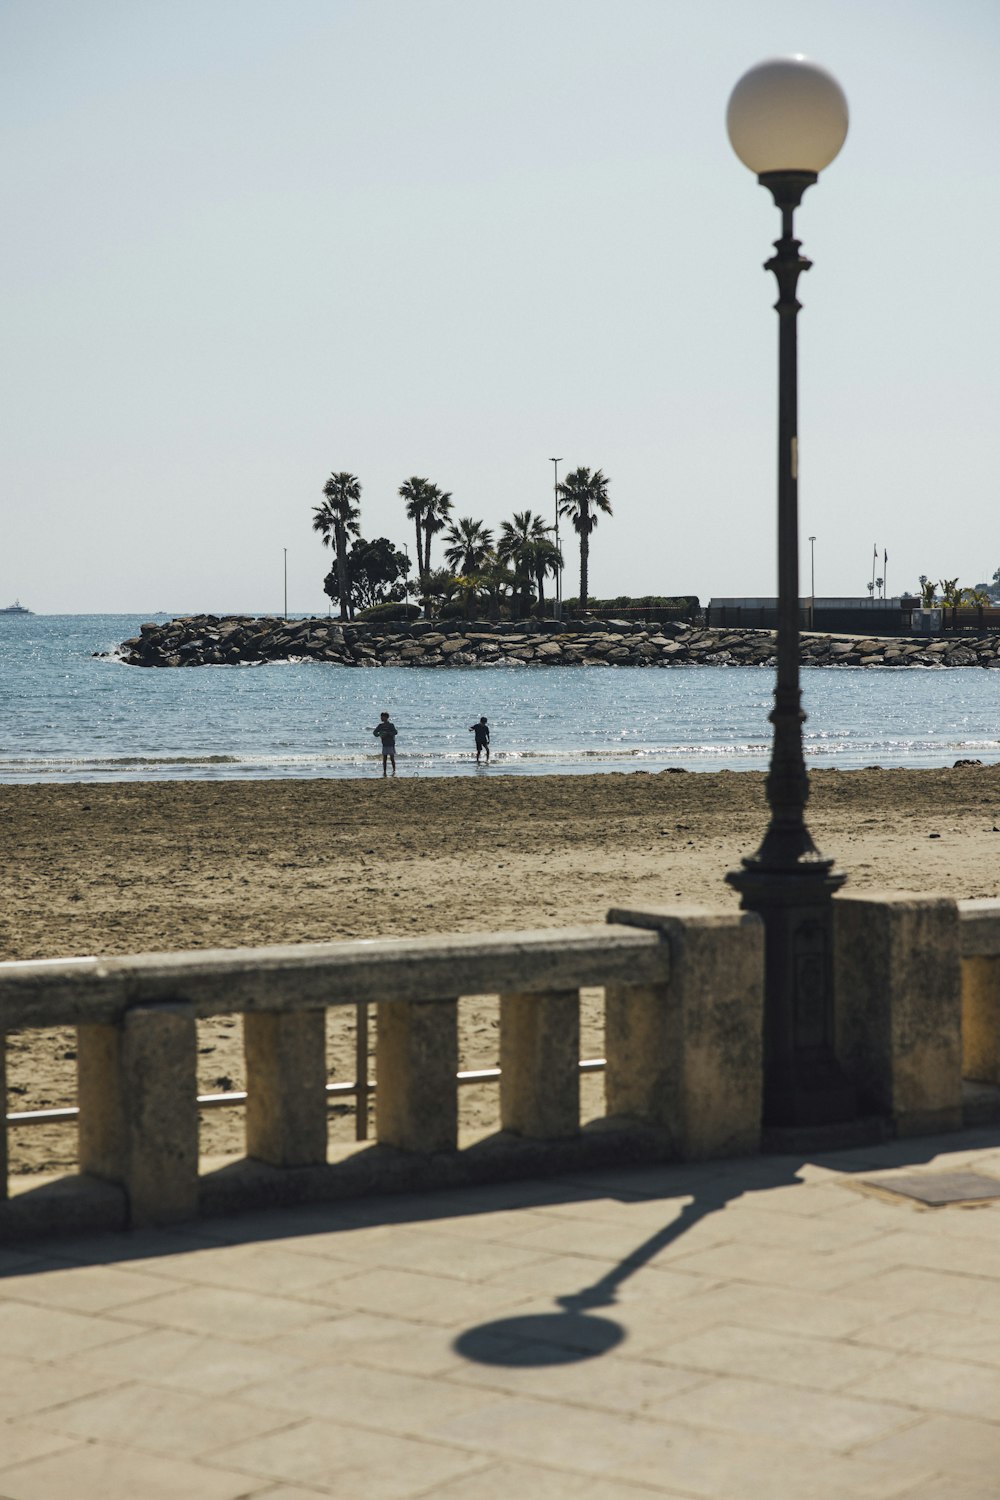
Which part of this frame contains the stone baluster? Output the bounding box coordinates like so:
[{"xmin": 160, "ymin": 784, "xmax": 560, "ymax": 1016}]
[
  {"xmin": 604, "ymin": 908, "xmax": 765, "ymax": 1159},
  {"xmin": 376, "ymin": 999, "xmax": 458, "ymax": 1152},
  {"xmin": 835, "ymin": 893, "xmax": 962, "ymax": 1135},
  {"xmin": 77, "ymin": 1002, "xmax": 199, "ymax": 1227},
  {"xmin": 244, "ymin": 1011, "xmax": 328, "ymax": 1167},
  {"xmin": 958, "ymin": 900, "xmax": 1000, "ymax": 1088},
  {"xmin": 499, "ymin": 990, "xmax": 580, "ymax": 1139},
  {"xmin": 963, "ymin": 956, "xmax": 1000, "ymax": 1085}
]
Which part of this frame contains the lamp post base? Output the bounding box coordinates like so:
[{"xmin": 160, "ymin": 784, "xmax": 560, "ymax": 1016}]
[{"xmin": 727, "ymin": 860, "xmax": 856, "ymax": 1128}]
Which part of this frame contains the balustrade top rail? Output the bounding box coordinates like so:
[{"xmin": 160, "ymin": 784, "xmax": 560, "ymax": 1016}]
[{"xmin": 0, "ymin": 922, "xmax": 670, "ymax": 1030}]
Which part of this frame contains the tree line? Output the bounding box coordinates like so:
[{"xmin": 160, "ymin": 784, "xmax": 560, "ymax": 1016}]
[{"xmin": 312, "ymin": 468, "xmax": 613, "ymax": 621}]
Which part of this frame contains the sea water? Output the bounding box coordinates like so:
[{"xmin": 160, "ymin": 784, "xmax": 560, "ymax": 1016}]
[{"xmin": 2, "ymin": 614, "xmax": 999, "ymax": 784}]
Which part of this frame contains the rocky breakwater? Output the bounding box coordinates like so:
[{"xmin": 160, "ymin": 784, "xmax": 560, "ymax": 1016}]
[{"xmin": 117, "ymin": 616, "xmax": 1000, "ymax": 669}]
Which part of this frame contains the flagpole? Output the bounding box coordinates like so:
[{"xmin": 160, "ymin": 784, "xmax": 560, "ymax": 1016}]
[{"xmin": 871, "ymin": 545, "xmax": 877, "ymax": 605}]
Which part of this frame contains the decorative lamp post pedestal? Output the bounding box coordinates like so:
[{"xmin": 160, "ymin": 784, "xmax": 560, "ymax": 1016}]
[{"xmin": 725, "ymin": 57, "xmax": 856, "ymax": 1129}]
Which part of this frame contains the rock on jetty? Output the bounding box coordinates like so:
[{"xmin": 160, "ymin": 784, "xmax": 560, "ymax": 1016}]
[{"xmin": 117, "ymin": 616, "xmax": 1000, "ymax": 669}]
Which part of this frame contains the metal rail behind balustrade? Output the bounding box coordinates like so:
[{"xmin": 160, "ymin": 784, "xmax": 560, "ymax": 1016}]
[{"xmin": 6, "ymin": 1057, "xmax": 609, "ymax": 1136}]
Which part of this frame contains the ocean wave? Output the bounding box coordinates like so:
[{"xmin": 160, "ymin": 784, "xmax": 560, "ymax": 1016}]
[{"xmin": 4, "ymin": 736, "xmax": 998, "ymax": 781}]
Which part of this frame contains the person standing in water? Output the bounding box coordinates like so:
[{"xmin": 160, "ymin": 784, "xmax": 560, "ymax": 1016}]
[
  {"xmin": 469, "ymin": 715, "xmax": 490, "ymax": 765},
  {"xmin": 372, "ymin": 711, "xmax": 397, "ymax": 776}
]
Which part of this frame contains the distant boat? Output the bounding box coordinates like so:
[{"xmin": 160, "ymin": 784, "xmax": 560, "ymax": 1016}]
[{"xmin": 0, "ymin": 600, "xmax": 32, "ymax": 615}]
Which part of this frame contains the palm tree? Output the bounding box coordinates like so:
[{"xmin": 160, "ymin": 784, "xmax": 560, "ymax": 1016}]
[
  {"xmin": 421, "ymin": 484, "xmax": 454, "ymax": 578},
  {"xmin": 531, "ymin": 534, "xmax": 563, "ymax": 615},
  {"xmin": 313, "ymin": 472, "xmax": 361, "ymax": 620},
  {"xmin": 556, "ymin": 467, "xmax": 612, "ymax": 613},
  {"xmin": 478, "ymin": 552, "xmax": 517, "ymax": 623},
  {"xmin": 443, "ymin": 517, "xmax": 494, "ymax": 576},
  {"xmin": 498, "ymin": 510, "xmax": 552, "ymax": 618},
  {"xmin": 399, "ymin": 476, "xmax": 433, "ymax": 586}
]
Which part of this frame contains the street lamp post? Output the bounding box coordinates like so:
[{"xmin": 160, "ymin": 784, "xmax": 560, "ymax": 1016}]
[
  {"xmin": 725, "ymin": 56, "xmax": 855, "ymax": 1128},
  {"xmin": 550, "ymin": 458, "xmax": 562, "ymax": 620},
  {"xmin": 283, "ymin": 548, "xmax": 288, "ymax": 620},
  {"xmin": 808, "ymin": 535, "xmax": 816, "ymax": 627}
]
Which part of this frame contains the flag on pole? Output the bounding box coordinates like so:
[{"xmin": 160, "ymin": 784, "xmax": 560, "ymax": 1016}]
[{"xmin": 873, "ymin": 543, "xmax": 878, "ymax": 559}]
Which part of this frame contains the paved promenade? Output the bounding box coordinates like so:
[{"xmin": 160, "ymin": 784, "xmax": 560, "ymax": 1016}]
[{"xmin": 2, "ymin": 1129, "xmax": 1000, "ymax": 1499}]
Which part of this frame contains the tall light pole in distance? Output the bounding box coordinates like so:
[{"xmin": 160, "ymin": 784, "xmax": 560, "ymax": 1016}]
[
  {"xmin": 809, "ymin": 535, "xmax": 816, "ymax": 627},
  {"xmin": 550, "ymin": 458, "xmax": 562, "ymax": 619},
  {"xmin": 725, "ymin": 55, "xmax": 853, "ymax": 1129},
  {"xmin": 283, "ymin": 548, "xmax": 288, "ymax": 620}
]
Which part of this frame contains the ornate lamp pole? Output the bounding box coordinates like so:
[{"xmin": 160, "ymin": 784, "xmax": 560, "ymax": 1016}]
[{"xmin": 725, "ymin": 56, "xmax": 855, "ymax": 1128}]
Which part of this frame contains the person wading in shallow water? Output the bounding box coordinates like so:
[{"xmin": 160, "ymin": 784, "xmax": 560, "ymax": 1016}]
[
  {"xmin": 469, "ymin": 715, "xmax": 490, "ymax": 765},
  {"xmin": 372, "ymin": 712, "xmax": 397, "ymax": 777}
]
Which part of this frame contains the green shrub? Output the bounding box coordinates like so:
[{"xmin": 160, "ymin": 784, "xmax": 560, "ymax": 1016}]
[{"xmin": 356, "ymin": 601, "xmax": 421, "ymax": 622}]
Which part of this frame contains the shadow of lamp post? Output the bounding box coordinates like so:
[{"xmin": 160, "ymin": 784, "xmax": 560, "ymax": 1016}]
[{"xmin": 725, "ymin": 56, "xmax": 856, "ymax": 1128}]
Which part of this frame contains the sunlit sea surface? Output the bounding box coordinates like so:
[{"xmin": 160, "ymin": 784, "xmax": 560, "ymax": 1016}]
[{"xmin": 2, "ymin": 614, "xmax": 999, "ymax": 784}]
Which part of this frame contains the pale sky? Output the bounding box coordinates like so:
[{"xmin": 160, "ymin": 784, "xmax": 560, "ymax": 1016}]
[{"xmin": 3, "ymin": 0, "xmax": 998, "ymax": 616}]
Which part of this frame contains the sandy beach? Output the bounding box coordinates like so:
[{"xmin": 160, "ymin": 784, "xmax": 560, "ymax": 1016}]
[{"xmin": 5, "ymin": 764, "xmax": 1000, "ymax": 1174}]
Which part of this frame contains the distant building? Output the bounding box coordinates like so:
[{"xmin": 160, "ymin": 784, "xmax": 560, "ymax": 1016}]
[{"xmin": 707, "ymin": 596, "xmax": 921, "ymax": 633}]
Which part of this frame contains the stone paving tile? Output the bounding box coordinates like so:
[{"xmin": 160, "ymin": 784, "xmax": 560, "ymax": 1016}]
[
  {"xmin": 61, "ymin": 1324, "xmax": 309, "ymax": 1395},
  {"xmin": 846, "ymin": 1352, "xmax": 1000, "ymax": 1420},
  {"xmin": 306, "ymin": 1221, "xmax": 555, "ymax": 1283},
  {"xmin": 0, "ymin": 1439, "xmax": 266, "ymax": 1500},
  {"xmin": 307, "ymin": 1179, "xmax": 588, "ymax": 1230},
  {"xmin": 427, "ymin": 1393, "xmax": 674, "ymax": 1474},
  {"xmin": 446, "ymin": 1343, "xmax": 707, "ymax": 1412},
  {"xmin": 0, "ymin": 1300, "xmax": 139, "ymax": 1360},
  {"xmin": 503, "ymin": 1212, "xmax": 729, "ymax": 1266},
  {"xmin": 36, "ymin": 1379, "xmax": 297, "ymax": 1456},
  {"xmin": 857, "ymin": 1227, "xmax": 1000, "ymax": 1277},
  {"xmin": 694, "ymin": 1204, "xmax": 894, "ymax": 1254},
  {"xmin": 305, "ymin": 1265, "xmax": 535, "ymax": 1325},
  {"xmin": 428, "ymin": 1458, "xmax": 690, "ymax": 1498},
  {"xmin": 210, "ymin": 1417, "xmax": 484, "ymax": 1498},
  {"xmin": 731, "ymin": 1180, "xmax": 866, "ymax": 1217},
  {"xmin": 0, "ymin": 1424, "xmax": 79, "ymax": 1471},
  {"xmin": 633, "ymin": 1281, "xmax": 891, "ymax": 1344},
  {"xmin": 841, "ymin": 1265, "xmax": 1000, "ymax": 1318},
  {"xmin": 615, "ymin": 1422, "xmax": 930, "ymax": 1500},
  {"xmin": 851, "ymin": 1307, "xmax": 1000, "ymax": 1367},
  {"xmin": 110, "ymin": 1283, "xmax": 332, "ymax": 1340},
  {"xmin": 893, "ymin": 1479, "xmax": 1000, "ymax": 1500},
  {"xmin": 408, "ymin": 1207, "xmax": 562, "ymax": 1243},
  {"xmin": 858, "ymin": 1413, "xmax": 1000, "ymax": 1481},
  {"xmin": 652, "ymin": 1322, "xmax": 896, "ymax": 1392},
  {"xmin": 476, "ymin": 1250, "xmax": 670, "ymax": 1305},
  {"xmin": 651, "ymin": 1374, "xmax": 915, "ymax": 1450},
  {"xmin": 524, "ymin": 1191, "xmax": 710, "ymax": 1230},
  {"xmin": 26, "ymin": 1225, "xmax": 220, "ymax": 1267},
  {"xmin": 239, "ymin": 1360, "xmax": 503, "ymax": 1432},
  {"xmin": 659, "ymin": 1240, "xmax": 905, "ymax": 1294},
  {"xmin": 188, "ymin": 1205, "xmax": 368, "ymax": 1246},
  {"xmin": 0, "ymin": 1261, "xmax": 187, "ymax": 1315},
  {"xmin": 261, "ymin": 1310, "xmax": 454, "ymax": 1371},
  {"xmin": 127, "ymin": 1239, "xmax": 362, "ymax": 1295},
  {"xmin": 0, "ymin": 1248, "xmax": 55, "ymax": 1277},
  {"xmin": 0, "ymin": 1362, "xmax": 124, "ymax": 1422},
  {"xmin": 892, "ymin": 1205, "xmax": 1000, "ymax": 1243}
]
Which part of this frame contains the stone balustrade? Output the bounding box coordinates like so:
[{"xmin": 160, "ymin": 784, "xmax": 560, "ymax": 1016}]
[{"xmin": 1, "ymin": 896, "xmax": 999, "ymax": 1242}]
